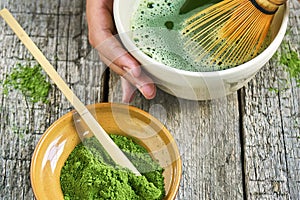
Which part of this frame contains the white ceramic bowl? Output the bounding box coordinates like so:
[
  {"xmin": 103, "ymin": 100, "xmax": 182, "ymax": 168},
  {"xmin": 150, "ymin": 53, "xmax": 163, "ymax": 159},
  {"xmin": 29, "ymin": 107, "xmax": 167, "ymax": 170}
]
[{"xmin": 113, "ymin": 0, "xmax": 289, "ymax": 100}]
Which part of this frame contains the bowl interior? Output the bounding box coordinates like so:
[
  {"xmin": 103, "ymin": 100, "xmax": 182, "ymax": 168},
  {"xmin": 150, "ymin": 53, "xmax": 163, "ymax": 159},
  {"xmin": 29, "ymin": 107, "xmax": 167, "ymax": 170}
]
[{"xmin": 31, "ymin": 103, "xmax": 182, "ymax": 200}]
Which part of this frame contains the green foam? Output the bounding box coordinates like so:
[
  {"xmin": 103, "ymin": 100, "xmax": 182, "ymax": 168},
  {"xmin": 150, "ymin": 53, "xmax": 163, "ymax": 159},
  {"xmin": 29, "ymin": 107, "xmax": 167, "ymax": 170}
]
[
  {"xmin": 131, "ymin": 0, "xmax": 226, "ymax": 72},
  {"xmin": 130, "ymin": 0, "xmax": 269, "ymax": 72}
]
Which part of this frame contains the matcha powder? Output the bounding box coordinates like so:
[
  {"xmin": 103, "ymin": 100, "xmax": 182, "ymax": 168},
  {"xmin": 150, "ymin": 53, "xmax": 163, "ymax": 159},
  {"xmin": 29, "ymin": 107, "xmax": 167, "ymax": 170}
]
[{"xmin": 60, "ymin": 135, "xmax": 165, "ymax": 200}]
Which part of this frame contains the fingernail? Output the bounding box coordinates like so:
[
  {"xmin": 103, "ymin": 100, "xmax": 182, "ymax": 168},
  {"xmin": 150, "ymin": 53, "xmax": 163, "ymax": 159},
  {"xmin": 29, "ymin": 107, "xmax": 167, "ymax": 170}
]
[{"xmin": 141, "ymin": 84, "xmax": 155, "ymax": 98}]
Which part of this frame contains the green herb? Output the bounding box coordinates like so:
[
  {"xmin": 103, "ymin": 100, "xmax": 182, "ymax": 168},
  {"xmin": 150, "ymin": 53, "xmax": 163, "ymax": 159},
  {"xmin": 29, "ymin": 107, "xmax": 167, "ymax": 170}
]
[
  {"xmin": 279, "ymin": 49, "xmax": 300, "ymax": 87},
  {"xmin": 2, "ymin": 62, "xmax": 51, "ymax": 103},
  {"xmin": 268, "ymin": 87, "xmax": 279, "ymax": 93},
  {"xmin": 60, "ymin": 135, "xmax": 165, "ymax": 200}
]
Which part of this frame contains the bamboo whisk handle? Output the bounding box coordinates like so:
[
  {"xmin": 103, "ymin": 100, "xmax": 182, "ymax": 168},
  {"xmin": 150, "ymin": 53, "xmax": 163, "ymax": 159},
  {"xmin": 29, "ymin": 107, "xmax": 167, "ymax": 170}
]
[
  {"xmin": 268, "ymin": 0, "xmax": 287, "ymax": 4},
  {"xmin": 255, "ymin": 0, "xmax": 287, "ymax": 14}
]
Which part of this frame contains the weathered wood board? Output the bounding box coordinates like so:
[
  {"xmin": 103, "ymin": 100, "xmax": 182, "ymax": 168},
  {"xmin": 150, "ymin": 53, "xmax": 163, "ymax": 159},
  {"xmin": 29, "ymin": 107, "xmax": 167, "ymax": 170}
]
[
  {"xmin": 0, "ymin": 0, "xmax": 299, "ymax": 199},
  {"xmin": 242, "ymin": 1, "xmax": 300, "ymax": 198}
]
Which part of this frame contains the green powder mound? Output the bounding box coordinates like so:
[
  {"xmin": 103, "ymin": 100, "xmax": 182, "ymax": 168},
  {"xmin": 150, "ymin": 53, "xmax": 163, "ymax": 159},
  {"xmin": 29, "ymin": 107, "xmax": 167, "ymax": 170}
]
[{"xmin": 60, "ymin": 135, "xmax": 165, "ymax": 200}]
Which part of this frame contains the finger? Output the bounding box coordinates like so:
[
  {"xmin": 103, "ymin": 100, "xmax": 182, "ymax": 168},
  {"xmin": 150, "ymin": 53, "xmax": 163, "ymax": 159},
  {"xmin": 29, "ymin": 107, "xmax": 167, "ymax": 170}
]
[
  {"xmin": 96, "ymin": 36, "xmax": 141, "ymax": 77},
  {"xmin": 133, "ymin": 71, "xmax": 156, "ymax": 99},
  {"xmin": 121, "ymin": 77, "xmax": 136, "ymax": 103},
  {"xmin": 101, "ymin": 55, "xmax": 156, "ymax": 99},
  {"xmin": 86, "ymin": 0, "xmax": 115, "ymax": 46}
]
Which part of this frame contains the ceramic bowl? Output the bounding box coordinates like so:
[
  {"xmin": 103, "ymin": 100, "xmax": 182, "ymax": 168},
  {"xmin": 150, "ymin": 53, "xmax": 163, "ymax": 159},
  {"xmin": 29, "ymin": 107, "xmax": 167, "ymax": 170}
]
[
  {"xmin": 30, "ymin": 103, "xmax": 182, "ymax": 199},
  {"xmin": 113, "ymin": 0, "xmax": 289, "ymax": 100}
]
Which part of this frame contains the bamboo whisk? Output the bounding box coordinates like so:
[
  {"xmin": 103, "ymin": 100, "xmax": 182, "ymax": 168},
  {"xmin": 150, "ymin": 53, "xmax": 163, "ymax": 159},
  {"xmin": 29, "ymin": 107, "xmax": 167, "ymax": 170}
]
[{"xmin": 182, "ymin": 0, "xmax": 287, "ymax": 66}]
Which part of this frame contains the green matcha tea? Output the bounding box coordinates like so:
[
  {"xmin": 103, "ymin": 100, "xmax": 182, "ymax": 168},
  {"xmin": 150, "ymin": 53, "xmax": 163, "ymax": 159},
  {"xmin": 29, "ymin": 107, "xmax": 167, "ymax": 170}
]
[
  {"xmin": 130, "ymin": 0, "xmax": 269, "ymax": 71},
  {"xmin": 60, "ymin": 135, "xmax": 165, "ymax": 200}
]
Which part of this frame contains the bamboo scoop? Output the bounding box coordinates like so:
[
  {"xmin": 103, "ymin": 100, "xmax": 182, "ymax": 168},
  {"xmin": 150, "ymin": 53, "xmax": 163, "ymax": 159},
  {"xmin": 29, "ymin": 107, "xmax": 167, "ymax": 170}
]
[{"xmin": 0, "ymin": 8, "xmax": 141, "ymax": 176}]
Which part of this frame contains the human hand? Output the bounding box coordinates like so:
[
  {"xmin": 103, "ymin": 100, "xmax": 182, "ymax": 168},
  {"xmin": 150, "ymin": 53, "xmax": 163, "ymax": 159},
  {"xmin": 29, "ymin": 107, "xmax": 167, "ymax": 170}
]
[{"xmin": 86, "ymin": 0, "xmax": 156, "ymax": 102}]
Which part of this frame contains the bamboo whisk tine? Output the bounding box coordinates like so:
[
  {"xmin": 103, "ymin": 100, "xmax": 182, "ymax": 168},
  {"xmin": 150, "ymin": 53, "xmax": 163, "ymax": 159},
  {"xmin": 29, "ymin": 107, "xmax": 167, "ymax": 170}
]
[{"xmin": 182, "ymin": 0, "xmax": 286, "ymax": 67}]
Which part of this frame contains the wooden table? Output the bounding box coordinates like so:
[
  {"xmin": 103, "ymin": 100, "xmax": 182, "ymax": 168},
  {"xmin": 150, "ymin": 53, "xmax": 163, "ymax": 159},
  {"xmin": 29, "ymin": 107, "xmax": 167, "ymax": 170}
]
[{"xmin": 0, "ymin": 0, "xmax": 299, "ymax": 199}]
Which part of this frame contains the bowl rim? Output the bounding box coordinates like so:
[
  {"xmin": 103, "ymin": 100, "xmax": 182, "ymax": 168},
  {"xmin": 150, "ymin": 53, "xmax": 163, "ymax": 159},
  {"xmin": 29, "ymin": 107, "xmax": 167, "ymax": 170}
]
[
  {"xmin": 30, "ymin": 102, "xmax": 182, "ymax": 200},
  {"xmin": 113, "ymin": 0, "xmax": 289, "ymax": 78}
]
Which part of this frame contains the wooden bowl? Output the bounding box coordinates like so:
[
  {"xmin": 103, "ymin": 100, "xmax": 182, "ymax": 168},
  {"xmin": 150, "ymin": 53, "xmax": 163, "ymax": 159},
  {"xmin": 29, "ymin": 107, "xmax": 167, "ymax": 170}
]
[{"xmin": 30, "ymin": 103, "xmax": 182, "ymax": 199}]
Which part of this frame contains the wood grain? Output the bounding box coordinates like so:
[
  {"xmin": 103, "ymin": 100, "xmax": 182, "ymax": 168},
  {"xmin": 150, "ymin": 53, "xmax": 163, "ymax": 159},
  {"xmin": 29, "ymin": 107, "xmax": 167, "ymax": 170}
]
[
  {"xmin": 0, "ymin": 0, "xmax": 299, "ymax": 199},
  {"xmin": 242, "ymin": 1, "xmax": 300, "ymax": 199}
]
